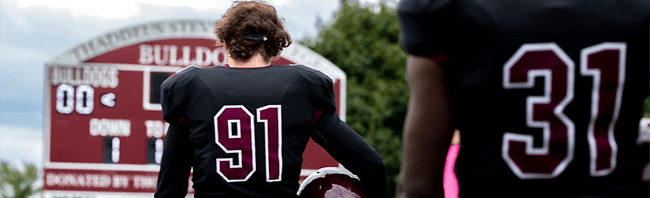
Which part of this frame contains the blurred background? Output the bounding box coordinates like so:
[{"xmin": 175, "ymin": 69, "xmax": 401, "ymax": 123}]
[{"xmin": 0, "ymin": 0, "xmax": 407, "ymax": 197}]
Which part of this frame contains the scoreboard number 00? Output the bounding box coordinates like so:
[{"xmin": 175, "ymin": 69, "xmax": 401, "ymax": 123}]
[{"xmin": 56, "ymin": 84, "xmax": 94, "ymax": 115}]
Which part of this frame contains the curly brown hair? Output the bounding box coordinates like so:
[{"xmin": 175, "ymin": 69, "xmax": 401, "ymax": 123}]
[{"xmin": 215, "ymin": 1, "xmax": 292, "ymax": 62}]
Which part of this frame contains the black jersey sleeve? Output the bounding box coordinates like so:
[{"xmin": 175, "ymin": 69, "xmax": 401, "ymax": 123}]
[
  {"xmin": 160, "ymin": 66, "xmax": 197, "ymax": 123},
  {"xmin": 298, "ymin": 65, "xmax": 337, "ymax": 112},
  {"xmin": 315, "ymin": 77, "xmax": 337, "ymax": 112},
  {"xmin": 311, "ymin": 112, "xmax": 388, "ymax": 198},
  {"xmin": 397, "ymin": 0, "xmax": 453, "ymax": 56},
  {"xmin": 156, "ymin": 66, "xmax": 197, "ymax": 197},
  {"xmin": 303, "ymin": 65, "xmax": 386, "ymax": 197},
  {"xmin": 154, "ymin": 122, "xmax": 193, "ymax": 198}
]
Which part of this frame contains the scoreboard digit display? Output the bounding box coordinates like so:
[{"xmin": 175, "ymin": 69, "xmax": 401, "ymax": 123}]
[{"xmin": 43, "ymin": 19, "xmax": 346, "ymax": 198}]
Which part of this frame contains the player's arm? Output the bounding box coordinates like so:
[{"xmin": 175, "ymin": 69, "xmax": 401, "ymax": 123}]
[
  {"xmin": 396, "ymin": 55, "xmax": 453, "ymax": 198},
  {"xmin": 311, "ymin": 111, "xmax": 388, "ymax": 198},
  {"xmin": 154, "ymin": 121, "xmax": 193, "ymax": 198},
  {"xmin": 155, "ymin": 69, "xmax": 194, "ymax": 198}
]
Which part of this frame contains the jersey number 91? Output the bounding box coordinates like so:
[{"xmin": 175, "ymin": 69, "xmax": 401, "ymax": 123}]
[{"xmin": 214, "ymin": 105, "xmax": 283, "ymax": 182}]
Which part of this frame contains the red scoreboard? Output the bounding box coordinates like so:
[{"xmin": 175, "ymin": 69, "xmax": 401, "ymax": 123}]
[{"xmin": 43, "ymin": 19, "xmax": 346, "ymax": 198}]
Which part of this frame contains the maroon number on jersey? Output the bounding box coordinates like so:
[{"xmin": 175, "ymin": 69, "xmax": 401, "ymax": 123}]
[
  {"xmin": 502, "ymin": 42, "xmax": 625, "ymax": 179},
  {"xmin": 215, "ymin": 105, "xmax": 284, "ymax": 182}
]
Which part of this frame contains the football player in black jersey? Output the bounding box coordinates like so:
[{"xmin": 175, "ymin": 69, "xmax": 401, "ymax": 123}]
[
  {"xmin": 154, "ymin": 1, "xmax": 387, "ymax": 198},
  {"xmin": 397, "ymin": 0, "xmax": 649, "ymax": 197}
]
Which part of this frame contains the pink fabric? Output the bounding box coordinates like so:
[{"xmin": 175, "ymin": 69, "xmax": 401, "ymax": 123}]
[{"xmin": 443, "ymin": 145, "xmax": 460, "ymax": 198}]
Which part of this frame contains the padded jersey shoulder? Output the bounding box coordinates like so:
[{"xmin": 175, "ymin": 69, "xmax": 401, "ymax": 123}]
[
  {"xmin": 161, "ymin": 65, "xmax": 200, "ymax": 89},
  {"xmin": 288, "ymin": 64, "xmax": 334, "ymax": 86},
  {"xmin": 397, "ymin": 0, "xmax": 458, "ymax": 57},
  {"xmin": 160, "ymin": 65, "xmax": 201, "ymax": 123}
]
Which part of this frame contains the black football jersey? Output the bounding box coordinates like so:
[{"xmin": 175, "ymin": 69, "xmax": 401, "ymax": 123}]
[
  {"xmin": 399, "ymin": 0, "xmax": 649, "ymax": 197},
  {"xmin": 154, "ymin": 65, "xmax": 387, "ymax": 198}
]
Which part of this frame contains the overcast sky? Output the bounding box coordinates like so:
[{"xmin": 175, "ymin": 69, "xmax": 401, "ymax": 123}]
[{"xmin": 0, "ymin": 0, "xmax": 382, "ymax": 168}]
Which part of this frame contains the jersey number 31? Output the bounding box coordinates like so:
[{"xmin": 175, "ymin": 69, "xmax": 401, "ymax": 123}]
[{"xmin": 502, "ymin": 42, "xmax": 626, "ymax": 179}]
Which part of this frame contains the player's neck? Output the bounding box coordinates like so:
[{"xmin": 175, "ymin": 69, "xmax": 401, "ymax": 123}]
[{"xmin": 227, "ymin": 53, "xmax": 271, "ymax": 68}]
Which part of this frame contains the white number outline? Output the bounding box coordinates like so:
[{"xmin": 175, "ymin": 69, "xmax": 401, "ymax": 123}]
[
  {"xmin": 258, "ymin": 105, "xmax": 283, "ymax": 182},
  {"xmin": 214, "ymin": 105, "xmax": 284, "ymax": 182},
  {"xmin": 502, "ymin": 43, "xmax": 576, "ymax": 179},
  {"xmin": 502, "ymin": 42, "xmax": 628, "ymax": 179},
  {"xmin": 214, "ymin": 105, "xmax": 257, "ymax": 182},
  {"xmin": 581, "ymin": 43, "xmax": 626, "ymax": 176}
]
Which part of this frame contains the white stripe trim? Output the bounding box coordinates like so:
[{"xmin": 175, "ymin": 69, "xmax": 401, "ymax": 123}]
[{"xmin": 45, "ymin": 162, "xmax": 161, "ymax": 172}]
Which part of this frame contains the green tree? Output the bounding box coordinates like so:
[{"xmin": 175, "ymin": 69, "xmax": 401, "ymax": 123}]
[
  {"xmin": 302, "ymin": 1, "xmax": 407, "ymax": 196},
  {"xmin": 0, "ymin": 161, "xmax": 41, "ymax": 198}
]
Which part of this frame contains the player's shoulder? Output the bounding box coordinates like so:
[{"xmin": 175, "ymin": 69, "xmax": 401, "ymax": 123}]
[
  {"xmin": 397, "ymin": 0, "xmax": 452, "ymax": 15},
  {"xmin": 161, "ymin": 65, "xmax": 201, "ymax": 89},
  {"xmin": 279, "ymin": 64, "xmax": 333, "ymax": 85}
]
